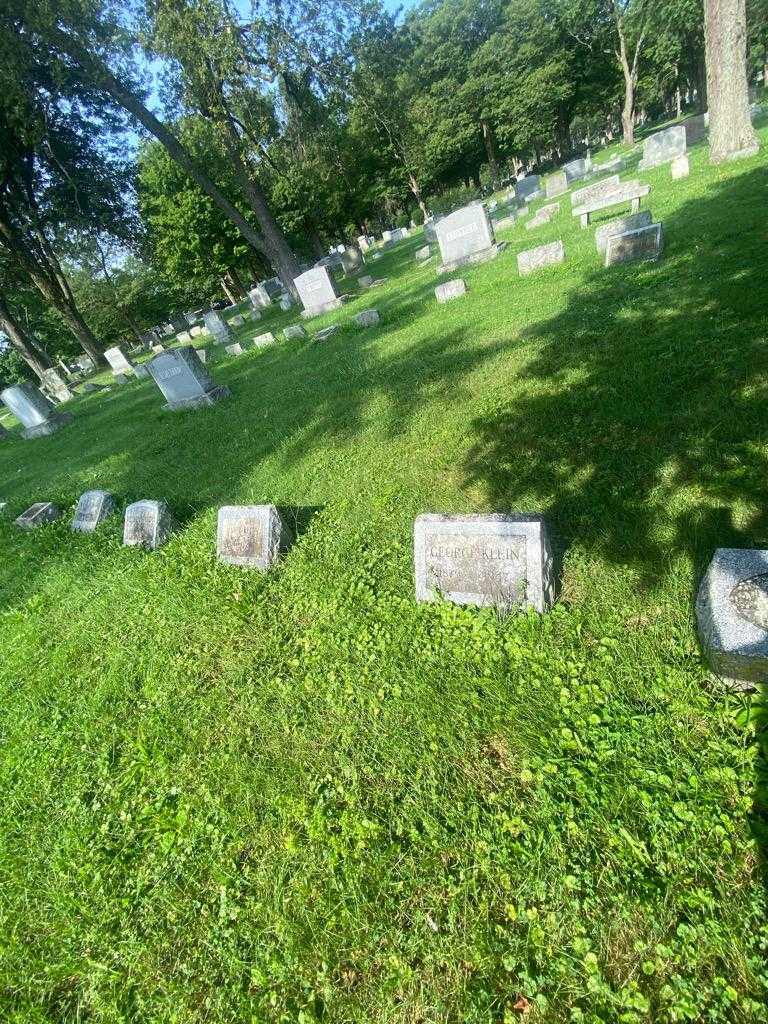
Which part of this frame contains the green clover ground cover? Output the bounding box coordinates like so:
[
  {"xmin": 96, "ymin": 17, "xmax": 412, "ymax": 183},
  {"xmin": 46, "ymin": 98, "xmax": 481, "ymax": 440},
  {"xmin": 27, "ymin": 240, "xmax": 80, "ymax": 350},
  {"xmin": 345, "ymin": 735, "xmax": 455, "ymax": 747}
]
[{"xmin": 2, "ymin": 124, "xmax": 768, "ymax": 1022}]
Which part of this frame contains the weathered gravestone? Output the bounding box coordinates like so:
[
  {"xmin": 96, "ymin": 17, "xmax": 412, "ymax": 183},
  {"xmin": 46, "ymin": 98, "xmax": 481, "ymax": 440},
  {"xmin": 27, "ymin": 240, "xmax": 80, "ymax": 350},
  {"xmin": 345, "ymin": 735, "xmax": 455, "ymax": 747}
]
[
  {"xmin": 249, "ymin": 285, "xmax": 270, "ymax": 310},
  {"xmin": 515, "ymin": 175, "xmax": 541, "ymax": 203},
  {"xmin": 216, "ymin": 504, "xmax": 293, "ymax": 569},
  {"xmin": 278, "ymin": 294, "xmax": 293, "ymax": 311},
  {"xmin": 253, "ymin": 332, "xmax": 276, "ymax": 347},
  {"xmin": 671, "ymin": 154, "xmax": 690, "ymax": 179},
  {"xmin": 123, "ymin": 499, "xmax": 177, "ymax": 549},
  {"xmin": 104, "ymin": 346, "xmax": 134, "ymax": 377},
  {"xmin": 72, "ymin": 489, "xmax": 116, "ymax": 533},
  {"xmin": 493, "ymin": 214, "xmax": 517, "ymax": 231},
  {"xmin": 604, "ymin": 223, "xmax": 663, "ymax": 267},
  {"xmin": 15, "ymin": 502, "xmax": 62, "ymax": 530},
  {"xmin": 294, "ymin": 266, "xmax": 342, "ymax": 318},
  {"xmin": 133, "ymin": 363, "xmax": 151, "ymax": 379},
  {"xmin": 40, "ymin": 368, "xmax": 74, "ymax": 403},
  {"xmin": 517, "ymin": 240, "xmax": 565, "ymax": 276},
  {"xmin": 225, "ymin": 343, "xmax": 244, "ymax": 356},
  {"xmin": 314, "ymin": 325, "xmax": 340, "ymax": 341},
  {"xmin": 696, "ymin": 548, "xmax": 768, "ymax": 686},
  {"xmin": 593, "ymin": 156, "xmax": 624, "ymax": 174},
  {"xmin": 284, "ymin": 325, "xmax": 307, "ymax": 340},
  {"xmin": 357, "ymin": 234, "xmax": 372, "ymax": 251},
  {"xmin": 177, "ymin": 330, "xmax": 193, "ymax": 344},
  {"xmin": 204, "ymin": 310, "xmax": 233, "ymax": 345},
  {"xmin": 147, "ymin": 346, "xmax": 231, "ymax": 411},
  {"xmin": 638, "ymin": 125, "xmax": 686, "ymax": 169},
  {"xmin": 230, "ymin": 314, "xmax": 245, "ymax": 327},
  {"xmin": 526, "ymin": 202, "xmax": 560, "ymax": 230},
  {"xmin": 151, "ymin": 343, "xmax": 166, "ymax": 354},
  {"xmin": 415, "ymin": 245, "xmax": 431, "ymax": 261},
  {"xmin": 341, "ymin": 246, "xmax": 364, "ymax": 274},
  {"xmin": 414, "ymin": 513, "xmax": 554, "ymax": 612},
  {"xmin": 563, "ymin": 157, "xmax": 591, "ymax": 183},
  {"xmin": 571, "ymin": 175, "xmax": 620, "ymax": 209},
  {"xmin": 1, "ymin": 382, "xmax": 73, "ymax": 439},
  {"xmin": 545, "ymin": 171, "xmax": 568, "ymax": 198},
  {"xmin": 424, "ymin": 220, "xmax": 439, "ymax": 244},
  {"xmin": 435, "ymin": 204, "xmax": 500, "ymax": 273},
  {"xmin": 594, "ymin": 211, "xmax": 652, "ymax": 255},
  {"xmin": 435, "ymin": 279, "xmax": 467, "ymax": 303},
  {"xmin": 354, "ymin": 309, "xmax": 380, "ymax": 327}
]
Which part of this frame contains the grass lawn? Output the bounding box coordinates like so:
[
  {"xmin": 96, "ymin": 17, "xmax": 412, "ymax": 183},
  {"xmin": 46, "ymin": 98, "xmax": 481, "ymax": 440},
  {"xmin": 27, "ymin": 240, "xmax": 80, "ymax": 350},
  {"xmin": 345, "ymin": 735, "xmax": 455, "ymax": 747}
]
[{"xmin": 2, "ymin": 121, "xmax": 768, "ymax": 1023}]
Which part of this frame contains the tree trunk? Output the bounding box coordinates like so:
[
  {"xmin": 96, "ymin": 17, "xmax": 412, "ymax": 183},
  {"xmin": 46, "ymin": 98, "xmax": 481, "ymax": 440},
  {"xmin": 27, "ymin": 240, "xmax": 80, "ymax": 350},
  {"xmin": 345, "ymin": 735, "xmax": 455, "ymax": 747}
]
[
  {"xmin": 407, "ymin": 173, "xmax": 428, "ymax": 218},
  {"xmin": 620, "ymin": 65, "xmax": 635, "ymax": 144},
  {"xmin": 309, "ymin": 228, "xmax": 326, "ymax": 259},
  {"xmin": 227, "ymin": 266, "xmax": 246, "ymax": 298},
  {"xmin": 220, "ymin": 276, "xmax": 237, "ymax": 305},
  {"xmin": 696, "ymin": 54, "xmax": 708, "ymax": 112},
  {"xmin": 0, "ymin": 292, "xmax": 53, "ymax": 380},
  {"xmin": 480, "ymin": 119, "xmax": 500, "ymax": 187},
  {"xmin": 704, "ymin": 0, "xmax": 759, "ymax": 162}
]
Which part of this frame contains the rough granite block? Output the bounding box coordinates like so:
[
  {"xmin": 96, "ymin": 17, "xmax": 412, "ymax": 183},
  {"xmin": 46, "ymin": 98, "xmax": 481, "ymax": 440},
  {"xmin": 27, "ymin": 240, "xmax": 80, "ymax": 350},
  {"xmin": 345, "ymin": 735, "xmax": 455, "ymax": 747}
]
[
  {"xmin": 216, "ymin": 504, "xmax": 293, "ymax": 569},
  {"xmin": 123, "ymin": 499, "xmax": 177, "ymax": 549}
]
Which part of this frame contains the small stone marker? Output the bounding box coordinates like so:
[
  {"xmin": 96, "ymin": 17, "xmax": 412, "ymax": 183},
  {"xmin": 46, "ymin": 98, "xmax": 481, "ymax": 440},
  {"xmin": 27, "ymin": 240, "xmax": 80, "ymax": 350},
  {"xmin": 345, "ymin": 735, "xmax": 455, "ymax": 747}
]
[
  {"xmin": 570, "ymin": 175, "xmax": 620, "ymax": 209},
  {"xmin": 123, "ymin": 500, "xmax": 177, "ymax": 549},
  {"xmin": 15, "ymin": 502, "xmax": 61, "ymax": 530},
  {"xmin": 563, "ymin": 157, "xmax": 591, "ymax": 183},
  {"xmin": 253, "ymin": 332, "xmax": 276, "ymax": 347},
  {"xmin": 315, "ymin": 325, "xmax": 340, "ymax": 341},
  {"xmin": 415, "ymin": 245, "xmax": 431, "ymax": 261},
  {"xmin": 436, "ymin": 204, "xmax": 501, "ymax": 272},
  {"xmin": 104, "ymin": 346, "xmax": 134, "ymax": 376},
  {"xmin": 147, "ymin": 346, "xmax": 231, "ymax": 411},
  {"xmin": 525, "ymin": 202, "xmax": 560, "ymax": 230},
  {"xmin": 517, "ymin": 240, "xmax": 565, "ymax": 276},
  {"xmin": 594, "ymin": 211, "xmax": 652, "ymax": 255},
  {"xmin": 216, "ymin": 504, "xmax": 293, "ymax": 569},
  {"xmin": 190, "ymin": 325, "xmax": 205, "ymax": 338},
  {"xmin": 204, "ymin": 310, "xmax": 232, "ymax": 345},
  {"xmin": 197, "ymin": 349, "xmax": 207, "ymax": 363},
  {"xmin": 72, "ymin": 489, "xmax": 116, "ymax": 533},
  {"xmin": 284, "ymin": 324, "xmax": 307, "ymax": 340},
  {"xmin": 278, "ymin": 295, "xmax": 293, "ymax": 311},
  {"xmin": 230, "ymin": 314, "xmax": 245, "ymax": 327},
  {"xmin": 639, "ymin": 125, "xmax": 687, "ymax": 169},
  {"xmin": 696, "ymin": 548, "xmax": 768, "ymax": 686},
  {"xmin": 604, "ymin": 223, "xmax": 663, "ymax": 267},
  {"xmin": 0, "ymin": 382, "xmax": 73, "ymax": 439},
  {"xmin": 224, "ymin": 343, "xmax": 244, "ymax": 356},
  {"xmin": 435, "ymin": 279, "xmax": 467, "ymax": 303},
  {"xmin": 354, "ymin": 309, "xmax": 380, "ymax": 327},
  {"xmin": 177, "ymin": 330, "xmax": 193, "ymax": 343},
  {"xmin": 545, "ymin": 171, "xmax": 568, "ymax": 197},
  {"xmin": 358, "ymin": 275, "xmax": 374, "ymax": 288},
  {"xmin": 151, "ymin": 343, "xmax": 165, "ymax": 354},
  {"xmin": 114, "ymin": 373, "xmax": 130, "ymax": 386},
  {"xmin": 294, "ymin": 266, "xmax": 342, "ymax": 318},
  {"xmin": 414, "ymin": 513, "xmax": 554, "ymax": 612},
  {"xmin": 671, "ymin": 154, "xmax": 690, "ymax": 179},
  {"xmin": 40, "ymin": 368, "xmax": 74, "ymax": 402},
  {"xmin": 493, "ymin": 214, "xmax": 517, "ymax": 231}
]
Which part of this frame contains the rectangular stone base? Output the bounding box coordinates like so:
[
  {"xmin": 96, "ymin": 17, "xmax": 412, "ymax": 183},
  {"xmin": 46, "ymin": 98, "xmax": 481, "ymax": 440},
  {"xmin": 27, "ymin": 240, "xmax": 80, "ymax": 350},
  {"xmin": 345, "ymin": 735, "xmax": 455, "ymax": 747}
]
[
  {"xmin": 162, "ymin": 385, "xmax": 231, "ymax": 412},
  {"xmin": 300, "ymin": 297, "xmax": 344, "ymax": 319},
  {"xmin": 21, "ymin": 412, "xmax": 74, "ymax": 439},
  {"xmin": 437, "ymin": 242, "xmax": 505, "ymax": 275}
]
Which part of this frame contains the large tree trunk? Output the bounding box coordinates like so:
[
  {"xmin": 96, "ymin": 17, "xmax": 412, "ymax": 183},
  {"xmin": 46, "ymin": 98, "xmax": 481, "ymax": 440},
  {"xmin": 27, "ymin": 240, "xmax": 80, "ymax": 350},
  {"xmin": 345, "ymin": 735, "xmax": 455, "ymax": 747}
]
[
  {"xmin": 704, "ymin": 0, "xmax": 759, "ymax": 162},
  {"xmin": 696, "ymin": 54, "xmax": 708, "ymax": 112},
  {"xmin": 0, "ymin": 292, "xmax": 53, "ymax": 379}
]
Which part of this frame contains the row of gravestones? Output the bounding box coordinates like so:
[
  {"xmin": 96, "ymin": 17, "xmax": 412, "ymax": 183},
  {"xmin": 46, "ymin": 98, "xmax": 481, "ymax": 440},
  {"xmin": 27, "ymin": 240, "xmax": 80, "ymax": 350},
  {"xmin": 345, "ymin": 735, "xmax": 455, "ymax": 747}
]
[{"xmin": 11, "ymin": 494, "xmax": 765, "ymax": 691}]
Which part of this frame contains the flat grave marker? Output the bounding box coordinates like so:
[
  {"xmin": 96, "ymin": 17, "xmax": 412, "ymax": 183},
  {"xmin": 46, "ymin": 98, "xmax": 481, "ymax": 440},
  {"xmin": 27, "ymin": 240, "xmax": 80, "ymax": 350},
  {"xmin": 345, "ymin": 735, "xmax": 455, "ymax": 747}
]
[
  {"xmin": 517, "ymin": 240, "xmax": 565, "ymax": 276},
  {"xmin": 15, "ymin": 502, "xmax": 61, "ymax": 530},
  {"xmin": 253, "ymin": 332, "xmax": 276, "ymax": 347},
  {"xmin": 435, "ymin": 279, "xmax": 467, "ymax": 303},
  {"xmin": 354, "ymin": 309, "xmax": 380, "ymax": 327}
]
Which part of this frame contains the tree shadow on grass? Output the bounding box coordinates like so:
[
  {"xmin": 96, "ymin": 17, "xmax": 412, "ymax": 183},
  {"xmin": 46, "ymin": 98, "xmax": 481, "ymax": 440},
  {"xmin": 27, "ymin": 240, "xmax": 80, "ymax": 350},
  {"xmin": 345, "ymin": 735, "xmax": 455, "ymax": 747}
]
[{"xmin": 464, "ymin": 164, "xmax": 768, "ymax": 588}]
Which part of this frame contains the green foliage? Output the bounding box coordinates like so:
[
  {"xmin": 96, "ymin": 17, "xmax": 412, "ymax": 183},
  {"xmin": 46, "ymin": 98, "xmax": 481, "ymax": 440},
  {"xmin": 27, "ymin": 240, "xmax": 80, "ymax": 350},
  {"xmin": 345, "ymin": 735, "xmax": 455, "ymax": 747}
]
[
  {"xmin": 411, "ymin": 207, "xmax": 425, "ymax": 226},
  {"xmin": 428, "ymin": 183, "xmax": 482, "ymax": 215}
]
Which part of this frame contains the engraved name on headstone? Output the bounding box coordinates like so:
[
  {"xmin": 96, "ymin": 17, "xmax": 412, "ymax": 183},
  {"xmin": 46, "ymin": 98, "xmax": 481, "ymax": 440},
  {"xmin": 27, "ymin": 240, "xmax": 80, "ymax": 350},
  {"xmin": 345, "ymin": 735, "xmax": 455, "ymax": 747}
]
[
  {"xmin": 216, "ymin": 504, "xmax": 293, "ymax": 569},
  {"xmin": 436, "ymin": 204, "xmax": 499, "ymax": 272},
  {"xmin": 147, "ymin": 346, "xmax": 231, "ymax": 411},
  {"xmin": 72, "ymin": 489, "xmax": 116, "ymax": 533},
  {"xmin": 604, "ymin": 223, "xmax": 663, "ymax": 267}
]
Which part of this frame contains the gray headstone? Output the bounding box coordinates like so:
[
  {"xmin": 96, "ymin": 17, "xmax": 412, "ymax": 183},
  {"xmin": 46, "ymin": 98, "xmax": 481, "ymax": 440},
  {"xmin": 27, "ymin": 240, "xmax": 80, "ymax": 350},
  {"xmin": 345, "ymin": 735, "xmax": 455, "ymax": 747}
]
[
  {"xmin": 571, "ymin": 175, "xmax": 621, "ymax": 209},
  {"xmin": 147, "ymin": 346, "xmax": 231, "ymax": 411},
  {"xmin": 671, "ymin": 154, "xmax": 689, "ymax": 179},
  {"xmin": 204, "ymin": 310, "xmax": 232, "ymax": 345},
  {"xmin": 424, "ymin": 220, "xmax": 439, "ymax": 244},
  {"xmin": 315, "ymin": 325, "xmax": 340, "ymax": 341},
  {"xmin": 563, "ymin": 158, "xmax": 590, "ymax": 183},
  {"xmin": 72, "ymin": 489, "xmax": 116, "ymax": 533},
  {"xmin": 40, "ymin": 368, "xmax": 74, "ymax": 403},
  {"xmin": 525, "ymin": 202, "xmax": 560, "ymax": 230},
  {"xmin": 415, "ymin": 245, "xmax": 431, "ymax": 261},
  {"xmin": 278, "ymin": 294, "xmax": 293, "ymax": 311},
  {"xmin": 683, "ymin": 114, "xmax": 707, "ymax": 145},
  {"xmin": 639, "ymin": 125, "xmax": 687, "ymax": 169},
  {"xmin": 216, "ymin": 504, "xmax": 293, "ymax": 569},
  {"xmin": 593, "ymin": 156, "xmax": 624, "ymax": 174},
  {"xmin": 696, "ymin": 548, "xmax": 768, "ymax": 686},
  {"xmin": 0, "ymin": 382, "xmax": 73, "ymax": 439},
  {"xmin": 253, "ymin": 332, "xmax": 276, "ymax": 347},
  {"xmin": 123, "ymin": 499, "xmax": 177, "ymax": 549},
  {"xmin": 414, "ymin": 513, "xmax": 554, "ymax": 612},
  {"xmin": 15, "ymin": 502, "xmax": 61, "ymax": 530},
  {"xmin": 224, "ymin": 343, "xmax": 244, "ymax": 356},
  {"xmin": 515, "ymin": 175, "xmax": 541, "ymax": 201},
  {"xmin": 493, "ymin": 214, "xmax": 517, "ymax": 231},
  {"xmin": 341, "ymin": 246, "xmax": 364, "ymax": 274},
  {"xmin": 284, "ymin": 325, "xmax": 307, "ymax": 340},
  {"xmin": 114, "ymin": 373, "xmax": 130, "ymax": 386},
  {"xmin": 435, "ymin": 279, "xmax": 467, "ymax": 303},
  {"xmin": 294, "ymin": 266, "xmax": 341, "ymax": 317},
  {"xmin": 594, "ymin": 211, "xmax": 653, "ymax": 255},
  {"xmin": 230, "ymin": 315, "xmax": 245, "ymax": 327},
  {"xmin": 436, "ymin": 204, "xmax": 499, "ymax": 272},
  {"xmin": 604, "ymin": 223, "xmax": 663, "ymax": 267},
  {"xmin": 517, "ymin": 240, "xmax": 565, "ymax": 276},
  {"xmin": 545, "ymin": 171, "xmax": 568, "ymax": 197},
  {"xmin": 354, "ymin": 309, "xmax": 380, "ymax": 327},
  {"xmin": 358, "ymin": 275, "xmax": 374, "ymax": 288},
  {"xmin": 133, "ymin": 363, "xmax": 151, "ymax": 379},
  {"xmin": 104, "ymin": 346, "xmax": 134, "ymax": 374}
]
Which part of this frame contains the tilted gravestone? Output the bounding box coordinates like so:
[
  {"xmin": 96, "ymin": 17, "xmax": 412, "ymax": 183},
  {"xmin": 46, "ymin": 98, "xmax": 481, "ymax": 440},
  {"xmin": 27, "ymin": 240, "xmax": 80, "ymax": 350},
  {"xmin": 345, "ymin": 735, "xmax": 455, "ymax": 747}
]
[
  {"xmin": 414, "ymin": 514, "xmax": 554, "ymax": 612},
  {"xmin": 253, "ymin": 332, "xmax": 276, "ymax": 347},
  {"xmin": 435, "ymin": 279, "xmax": 467, "ymax": 303},
  {"xmin": 15, "ymin": 502, "xmax": 62, "ymax": 530},
  {"xmin": 104, "ymin": 346, "xmax": 134, "ymax": 376},
  {"xmin": 216, "ymin": 505, "xmax": 293, "ymax": 569},
  {"xmin": 563, "ymin": 157, "xmax": 591, "ymax": 183},
  {"xmin": 545, "ymin": 171, "xmax": 568, "ymax": 198},
  {"xmin": 294, "ymin": 266, "xmax": 342, "ymax": 318},
  {"xmin": 204, "ymin": 310, "xmax": 233, "ymax": 345},
  {"xmin": 415, "ymin": 245, "xmax": 431, "ymax": 262},
  {"xmin": 696, "ymin": 548, "xmax": 768, "ymax": 687},
  {"xmin": 40, "ymin": 368, "xmax": 74, "ymax": 403},
  {"xmin": 123, "ymin": 500, "xmax": 177, "ymax": 549},
  {"xmin": 284, "ymin": 325, "xmax": 307, "ymax": 340},
  {"xmin": 517, "ymin": 240, "xmax": 565, "ymax": 276},
  {"xmin": 147, "ymin": 346, "xmax": 231, "ymax": 411},
  {"xmin": 571, "ymin": 175, "xmax": 620, "ymax": 209},
  {"xmin": 354, "ymin": 309, "xmax": 380, "ymax": 327},
  {"xmin": 604, "ymin": 223, "xmax": 663, "ymax": 267},
  {"xmin": 639, "ymin": 125, "xmax": 686, "ymax": 169},
  {"xmin": 594, "ymin": 211, "xmax": 652, "ymax": 255},
  {"xmin": 1, "ymin": 382, "xmax": 73, "ymax": 439},
  {"xmin": 526, "ymin": 203, "xmax": 560, "ymax": 230},
  {"xmin": 435, "ymin": 204, "xmax": 500, "ymax": 273},
  {"xmin": 225, "ymin": 343, "xmax": 244, "ymax": 356},
  {"xmin": 72, "ymin": 489, "xmax": 116, "ymax": 533},
  {"xmin": 314, "ymin": 325, "xmax": 340, "ymax": 341}
]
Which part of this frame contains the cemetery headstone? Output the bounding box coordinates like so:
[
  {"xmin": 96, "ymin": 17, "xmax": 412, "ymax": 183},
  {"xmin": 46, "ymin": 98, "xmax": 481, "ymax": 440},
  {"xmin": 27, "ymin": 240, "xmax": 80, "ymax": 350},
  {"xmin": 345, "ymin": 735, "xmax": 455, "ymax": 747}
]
[
  {"xmin": 225, "ymin": 343, "xmax": 244, "ymax": 356},
  {"xmin": 284, "ymin": 325, "xmax": 307, "ymax": 340},
  {"xmin": 40, "ymin": 368, "xmax": 74, "ymax": 403},
  {"xmin": 278, "ymin": 294, "xmax": 293, "ymax": 311},
  {"xmin": 294, "ymin": 266, "xmax": 342, "ymax": 318},
  {"xmin": 151, "ymin": 343, "xmax": 165, "ymax": 354},
  {"xmin": 435, "ymin": 279, "xmax": 467, "ymax": 303},
  {"xmin": 190, "ymin": 325, "xmax": 205, "ymax": 338},
  {"xmin": 593, "ymin": 156, "xmax": 624, "ymax": 174},
  {"xmin": 354, "ymin": 309, "xmax": 380, "ymax": 327},
  {"xmin": 72, "ymin": 489, "xmax": 116, "ymax": 533},
  {"xmin": 249, "ymin": 285, "xmax": 270, "ymax": 310},
  {"xmin": 604, "ymin": 223, "xmax": 663, "ymax": 267},
  {"xmin": 413, "ymin": 513, "xmax": 554, "ymax": 612},
  {"xmin": 570, "ymin": 175, "xmax": 620, "ymax": 209},
  {"xmin": 563, "ymin": 157, "xmax": 591, "ymax": 183},
  {"xmin": 341, "ymin": 246, "xmax": 364, "ymax": 274},
  {"xmin": 123, "ymin": 499, "xmax": 177, "ymax": 550},
  {"xmin": 525, "ymin": 202, "xmax": 560, "ymax": 230},
  {"xmin": 594, "ymin": 211, "xmax": 653, "ymax": 255},
  {"xmin": 314, "ymin": 325, "xmax": 340, "ymax": 341},
  {"xmin": 230, "ymin": 314, "xmax": 245, "ymax": 327},
  {"xmin": 216, "ymin": 504, "xmax": 293, "ymax": 569},
  {"xmin": 177, "ymin": 330, "xmax": 193, "ymax": 343},
  {"xmin": 683, "ymin": 114, "xmax": 707, "ymax": 145},
  {"xmin": 517, "ymin": 240, "xmax": 565, "ymax": 276},
  {"xmin": 424, "ymin": 220, "xmax": 439, "ymax": 244},
  {"xmin": 358, "ymin": 275, "xmax": 374, "ymax": 288},
  {"xmin": 415, "ymin": 245, "xmax": 431, "ymax": 261},
  {"xmin": 114, "ymin": 373, "xmax": 131, "ymax": 385},
  {"xmin": 493, "ymin": 214, "xmax": 517, "ymax": 231},
  {"xmin": 0, "ymin": 382, "xmax": 73, "ymax": 439},
  {"xmin": 638, "ymin": 125, "xmax": 686, "ymax": 169},
  {"xmin": 545, "ymin": 171, "xmax": 568, "ymax": 198},
  {"xmin": 197, "ymin": 349, "xmax": 207, "ymax": 363},
  {"xmin": 671, "ymin": 154, "xmax": 690, "ymax": 179},
  {"xmin": 515, "ymin": 175, "xmax": 541, "ymax": 202},
  {"xmin": 696, "ymin": 548, "xmax": 768, "ymax": 686},
  {"xmin": 435, "ymin": 204, "xmax": 500, "ymax": 272},
  {"xmin": 147, "ymin": 346, "xmax": 231, "ymax": 411},
  {"xmin": 204, "ymin": 310, "xmax": 232, "ymax": 345},
  {"xmin": 133, "ymin": 363, "xmax": 151, "ymax": 379},
  {"xmin": 15, "ymin": 502, "xmax": 62, "ymax": 530},
  {"xmin": 253, "ymin": 332, "xmax": 276, "ymax": 347}
]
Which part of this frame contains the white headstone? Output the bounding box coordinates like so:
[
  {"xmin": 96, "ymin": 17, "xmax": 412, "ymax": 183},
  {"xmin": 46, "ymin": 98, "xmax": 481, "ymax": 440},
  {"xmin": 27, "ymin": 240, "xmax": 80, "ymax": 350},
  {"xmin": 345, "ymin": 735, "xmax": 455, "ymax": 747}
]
[
  {"xmin": 104, "ymin": 346, "xmax": 134, "ymax": 374},
  {"xmin": 203, "ymin": 310, "xmax": 232, "ymax": 345},
  {"xmin": 639, "ymin": 126, "xmax": 687, "ymax": 169},
  {"xmin": 435, "ymin": 204, "xmax": 499, "ymax": 272},
  {"xmin": 0, "ymin": 382, "xmax": 73, "ymax": 439},
  {"xmin": 517, "ymin": 240, "xmax": 565, "ymax": 276},
  {"xmin": 147, "ymin": 346, "xmax": 231, "ymax": 411},
  {"xmin": 435, "ymin": 279, "xmax": 467, "ymax": 303},
  {"xmin": 294, "ymin": 266, "xmax": 341, "ymax": 317},
  {"xmin": 15, "ymin": 502, "xmax": 61, "ymax": 530}
]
